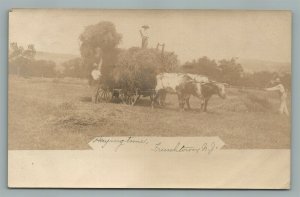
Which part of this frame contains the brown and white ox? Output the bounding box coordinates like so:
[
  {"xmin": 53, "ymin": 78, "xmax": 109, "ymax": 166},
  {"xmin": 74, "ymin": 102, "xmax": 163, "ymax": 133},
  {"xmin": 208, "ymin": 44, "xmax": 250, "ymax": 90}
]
[
  {"xmin": 187, "ymin": 81, "xmax": 226, "ymax": 112},
  {"xmin": 155, "ymin": 73, "xmax": 226, "ymax": 111},
  {"xmin": 154, "ymin": 73, "xmax": 202, "ymax": 111}
]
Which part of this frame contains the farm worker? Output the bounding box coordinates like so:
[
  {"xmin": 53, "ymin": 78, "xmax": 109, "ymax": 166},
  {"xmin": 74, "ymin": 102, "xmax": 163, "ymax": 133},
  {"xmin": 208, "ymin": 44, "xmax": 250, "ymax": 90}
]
[
  {"xmin": 265, "ymin": 78, "xmax": 289, "ymax": 116},
  {"xmin": 91, "ymin": 57, "xmax": 102, "ymax": 82},
  {"xmin": 91, "ymin": 66, "xmax": 101, "ymax": 81},
  {"xmin": 139, "ymin": 25, "xmax": 149, "ymax": 49},
  {"xmin": 90, "ymin": 59, "xmax": 102, "ymax": 103}
]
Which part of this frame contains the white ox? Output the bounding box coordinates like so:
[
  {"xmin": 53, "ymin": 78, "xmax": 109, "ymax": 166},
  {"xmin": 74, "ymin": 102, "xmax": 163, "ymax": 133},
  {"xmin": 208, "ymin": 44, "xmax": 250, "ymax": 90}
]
[
  {"xmin": 186, "ymin": 73, "xmax": 209, "ymax": 83},
  {"xmin": 154, "ymin": 73, "xmax": 203, "ymax": 110},
  {"xmin": 154, "ymin": 73, "xmax": 226, "ymax": 111},
  {"xmin": 155, "ymin": 73, "xmax": 191, "ymax": 93}
]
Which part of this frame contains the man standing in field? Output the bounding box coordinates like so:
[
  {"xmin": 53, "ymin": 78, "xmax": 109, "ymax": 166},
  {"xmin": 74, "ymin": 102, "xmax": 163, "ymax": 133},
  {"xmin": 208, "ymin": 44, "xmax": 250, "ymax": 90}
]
[
  {"xmin": 139, "ymin": 25, "xmax": 150, "ymax": 49},
  {"xmin": 90, "ymin": 62, "xmax": 102, "ymax": 103},
  {"xmin": 90, "ymin": 48, "xmax": 103, "ymax": 103},
  {"xmin": 265, "ymin": 78, "xmax": 289, "ymax": 116}
]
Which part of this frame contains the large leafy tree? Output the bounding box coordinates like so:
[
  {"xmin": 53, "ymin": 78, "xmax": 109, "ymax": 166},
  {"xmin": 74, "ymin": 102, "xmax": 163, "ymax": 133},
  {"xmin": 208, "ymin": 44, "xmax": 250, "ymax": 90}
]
[
  {"xmin": 79, "ymin": 21, "xmax": 122, "ymax": 83},
  {"xmin": 9, "ymin": 42, "xmax": 36, "ymax": 76},
  {"xmin": 219, "ymin": 58, "xmax": 244, "ymax": 85},
  {"xmin": 62, "ymin": 58, "xmax": 85, "ymax": 78},
  {"xmin": 181, "ymin": 56, "xmax": 220, "ymax": 80}
]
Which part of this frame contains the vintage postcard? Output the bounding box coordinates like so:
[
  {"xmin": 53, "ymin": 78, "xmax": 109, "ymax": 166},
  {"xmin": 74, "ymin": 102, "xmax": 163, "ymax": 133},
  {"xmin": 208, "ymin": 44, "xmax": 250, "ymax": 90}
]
[{"xmin": 8, "ymin": 9, "xmax": 291, "ymax": 188}]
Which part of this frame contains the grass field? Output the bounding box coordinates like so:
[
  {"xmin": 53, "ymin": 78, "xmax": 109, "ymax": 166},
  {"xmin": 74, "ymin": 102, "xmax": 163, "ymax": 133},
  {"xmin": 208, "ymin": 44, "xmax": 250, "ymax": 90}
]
[{"xmin": 8, "ymin": 76, "xmax": 290, "ymax": 150}]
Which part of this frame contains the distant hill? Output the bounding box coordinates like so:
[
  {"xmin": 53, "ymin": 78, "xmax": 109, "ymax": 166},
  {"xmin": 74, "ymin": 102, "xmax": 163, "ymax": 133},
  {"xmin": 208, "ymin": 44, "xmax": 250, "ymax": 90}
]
[
  {"xmin": 35, "ymin": 51, "xmax": 79, "ymax": 65},
  {"xmin": 35, "ymin": 51, "xmax": 291, "ymax": 74},
  {"xmin": 237, "ymin": 58, "xmax": 291, "ymax": 73}
]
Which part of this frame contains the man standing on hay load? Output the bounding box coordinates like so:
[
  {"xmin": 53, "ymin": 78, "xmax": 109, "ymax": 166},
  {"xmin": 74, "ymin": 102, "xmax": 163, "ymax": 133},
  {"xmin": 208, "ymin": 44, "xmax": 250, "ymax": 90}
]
[
  {"xmin": 265, "ymin": 78, "xmax": 289, "ymax": 116},
  {"xmin": 140, "ymin": 25, "xmax": 149, "ymax": 48}
]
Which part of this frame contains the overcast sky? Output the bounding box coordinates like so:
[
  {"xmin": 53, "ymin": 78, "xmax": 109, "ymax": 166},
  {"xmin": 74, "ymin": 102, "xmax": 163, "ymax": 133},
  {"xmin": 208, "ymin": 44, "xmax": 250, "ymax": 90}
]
[{"xmin": 9, "ymin": 9, "xmax": 291, "ymax": 63}]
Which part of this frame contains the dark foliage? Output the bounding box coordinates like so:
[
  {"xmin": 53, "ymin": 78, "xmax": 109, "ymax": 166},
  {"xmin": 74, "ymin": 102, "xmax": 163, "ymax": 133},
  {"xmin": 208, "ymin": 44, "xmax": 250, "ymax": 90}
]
[{"xmin": 9, "ymin": 43, "xmax": 58, "ymax": 78}]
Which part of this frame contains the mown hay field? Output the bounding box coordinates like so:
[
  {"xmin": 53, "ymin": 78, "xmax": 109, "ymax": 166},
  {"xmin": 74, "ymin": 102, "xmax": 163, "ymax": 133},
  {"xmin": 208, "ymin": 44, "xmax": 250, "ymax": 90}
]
[{"xmin": 8, "ymin": 76, "xmax": 290, "ymax": 150}]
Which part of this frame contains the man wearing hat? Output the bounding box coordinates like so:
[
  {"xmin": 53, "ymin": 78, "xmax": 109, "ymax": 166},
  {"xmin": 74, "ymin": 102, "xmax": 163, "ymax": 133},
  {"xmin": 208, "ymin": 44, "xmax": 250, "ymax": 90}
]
[
  {"xmin": 265, "ymin": 78, "xmax": 289, "ymax": 116},
  {"xmin": 139, "ymin": 25, "xmax": 150, "ymax": 49}
]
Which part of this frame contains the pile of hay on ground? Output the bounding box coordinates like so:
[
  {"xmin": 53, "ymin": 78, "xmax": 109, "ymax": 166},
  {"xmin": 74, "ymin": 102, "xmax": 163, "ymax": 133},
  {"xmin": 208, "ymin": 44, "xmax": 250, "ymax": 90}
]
[{"xmin": 216, "ymin": 89, "xmax": 274, "ymax": 113}]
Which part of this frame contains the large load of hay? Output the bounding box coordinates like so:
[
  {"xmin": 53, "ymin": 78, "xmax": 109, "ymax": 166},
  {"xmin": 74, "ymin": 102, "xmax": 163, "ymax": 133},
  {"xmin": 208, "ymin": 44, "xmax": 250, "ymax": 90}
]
[
  {"xmin": 78, "ymin": 21, "xmax": 179, "ymax": 92},
  {"xmin": 109, "ymin": 47, "xmax": 179, "ymax": 91}
]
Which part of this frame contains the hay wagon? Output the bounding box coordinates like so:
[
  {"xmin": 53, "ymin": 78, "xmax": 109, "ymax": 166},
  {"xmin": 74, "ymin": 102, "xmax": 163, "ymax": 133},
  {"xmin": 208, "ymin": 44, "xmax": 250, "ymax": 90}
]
[{"xmin": 95, "ymin": 85, "xmax": 156, "ymax": 106}]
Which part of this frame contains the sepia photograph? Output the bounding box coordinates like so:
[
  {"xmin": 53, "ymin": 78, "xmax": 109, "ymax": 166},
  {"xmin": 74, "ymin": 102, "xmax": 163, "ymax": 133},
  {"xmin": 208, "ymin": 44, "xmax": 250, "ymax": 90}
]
[{"xmin": 8, "ymin": 9, "xmax": 291, "ymax": 188}]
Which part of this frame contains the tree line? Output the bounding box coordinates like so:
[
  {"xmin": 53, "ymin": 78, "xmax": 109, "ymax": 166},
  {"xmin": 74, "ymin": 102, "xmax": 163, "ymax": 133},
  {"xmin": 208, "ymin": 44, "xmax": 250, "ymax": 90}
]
[
  {"xmin": 9, "ymin": 43, "xmax": 57, "ymax": 78},
  {"xmin": 180, "ymin": 56, "xmax": 291, "ymax": 89},
  {"xmin": 9, "ymin": 21, "xmax": 291, "ymax": 90}
]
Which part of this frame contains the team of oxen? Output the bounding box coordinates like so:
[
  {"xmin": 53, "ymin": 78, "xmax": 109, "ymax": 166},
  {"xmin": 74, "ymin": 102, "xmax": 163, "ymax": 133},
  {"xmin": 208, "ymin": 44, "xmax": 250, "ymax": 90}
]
[
  {"xmin": 153, "ymin": 73, "xmax": 226, "ymax": 111},
  {"xmin": 151, "ymin": 73, "xmax": 226, "ymax": 111},
  {"xmin": 95, "ymin": 72, "xmax": 226, "ymax": 112},
  {"xmin": 118, "ymin": 73, "xmax": 227, "ymax": 112}
]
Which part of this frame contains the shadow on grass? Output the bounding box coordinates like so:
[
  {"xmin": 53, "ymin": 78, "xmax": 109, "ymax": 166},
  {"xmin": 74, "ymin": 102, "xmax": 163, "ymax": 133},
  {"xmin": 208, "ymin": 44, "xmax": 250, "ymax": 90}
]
[
  {"xmin": 79, "ymin": 96, "xmax": 92, "ymax": 102},
  {"xmin": 79, "ymin": 96, "xmax": 221, "ymax": 115}
]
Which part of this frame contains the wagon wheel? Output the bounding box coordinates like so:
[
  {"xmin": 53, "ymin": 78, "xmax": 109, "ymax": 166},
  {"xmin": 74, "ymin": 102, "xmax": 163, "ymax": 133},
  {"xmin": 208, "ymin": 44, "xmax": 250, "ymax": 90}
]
[
  {"xmin": 126, "ymin": 95, "xmax": 136, "ymax": 105},
  {"xmin": 103, "ymin": 89, "xmax": 112, "ymax": 102},
  {"xmin": 119, "ymin": 93, "xmax": 126, "ymax": 104},
  {"xmin": 96, "ymin": 88, "xmax": 112, "ymax": 103},
  {"xmin": 131, "ymin": 94, "xmax": 141, "ymax": 106}
]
